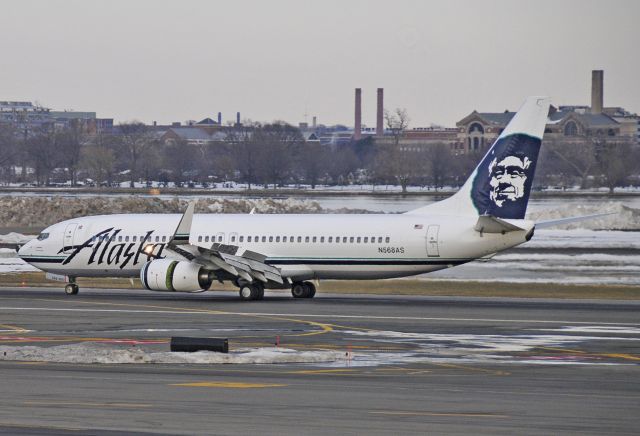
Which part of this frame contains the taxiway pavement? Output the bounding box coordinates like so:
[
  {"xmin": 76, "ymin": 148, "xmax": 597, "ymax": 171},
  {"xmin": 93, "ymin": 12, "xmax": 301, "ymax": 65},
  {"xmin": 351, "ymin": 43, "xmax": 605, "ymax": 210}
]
[{"xmin": 0, "ymin": 287, "xmax": 638, "ymax": 435}]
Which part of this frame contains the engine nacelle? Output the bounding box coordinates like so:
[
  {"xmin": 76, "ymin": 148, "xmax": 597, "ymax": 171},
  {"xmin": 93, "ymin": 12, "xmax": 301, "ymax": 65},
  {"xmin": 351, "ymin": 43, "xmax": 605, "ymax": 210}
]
[{"xmin": 140, "ymin": 259, "xmax": 213, "ymax": 292}]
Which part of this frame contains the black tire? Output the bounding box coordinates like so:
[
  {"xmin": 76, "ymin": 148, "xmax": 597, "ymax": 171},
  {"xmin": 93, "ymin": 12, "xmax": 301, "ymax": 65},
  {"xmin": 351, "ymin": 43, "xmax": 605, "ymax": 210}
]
[
  {"xmin": 239, "ymin": 285, "xmax": 254, "ymax": 301},
  {"xmin": 64, "ymin": 284, "xmax": 79, "ymax": 295},
  {"xmin": 291, "ymin": 283, "xmax": 307, "ymax": 298},
  {"xmin": 254, "ymin": 283, "xmax": 265, "ymax": 300},
  {"xmin": 304, "ymin": 281, "xmax": 316, "ymax": 298}
]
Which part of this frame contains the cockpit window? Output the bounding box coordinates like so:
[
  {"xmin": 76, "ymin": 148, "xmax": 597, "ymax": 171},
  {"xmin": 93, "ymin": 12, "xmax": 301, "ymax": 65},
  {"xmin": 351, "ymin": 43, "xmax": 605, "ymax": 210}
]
[{"xmin": 37, "ymin": 233, "xmax": 50, "ymax": 241}]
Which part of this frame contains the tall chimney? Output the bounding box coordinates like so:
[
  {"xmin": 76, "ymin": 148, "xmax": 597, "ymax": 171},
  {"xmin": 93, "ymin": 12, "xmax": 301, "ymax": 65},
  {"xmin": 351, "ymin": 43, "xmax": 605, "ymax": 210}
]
[
  {"xmin": 236, "ymin": 111, "xmax": 241, "ymax": 125},
  {"xmin": 591, "ymin": 70, "xmax": 603, "ymax": 114},
  {"xmin": 354, "ymin": 88, "xmax": 362, "ymax": 140},
  {"xmin": 312, "ymin": 116, "xmax": 317, "ymax": 128},
  {"xmin": 376, "ymin": 88, "xmax": 384, "ymax": 137},
  {"xmin": 217, "ymin": 112, "xmax": 222, "ymax": 125}
]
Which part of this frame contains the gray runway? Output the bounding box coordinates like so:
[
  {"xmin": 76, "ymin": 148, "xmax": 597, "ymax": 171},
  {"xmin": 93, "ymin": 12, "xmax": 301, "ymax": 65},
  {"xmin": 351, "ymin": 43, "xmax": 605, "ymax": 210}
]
[{"xmin": 0, "ymin": 287, "xmax": 639, "ymax": 435}]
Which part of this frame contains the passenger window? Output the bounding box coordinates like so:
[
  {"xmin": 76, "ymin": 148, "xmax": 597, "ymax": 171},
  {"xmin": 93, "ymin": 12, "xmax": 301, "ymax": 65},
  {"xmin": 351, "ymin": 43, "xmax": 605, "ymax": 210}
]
[
  {"xmin": 320, "ymin": 236, "xmax": 325, "ymax": 243},
  {"xmin": 357, "ymin": 237, "xmax": 361, "ymax": 243},
  {"xmin": 203, "ymin": 236, "xmax": 208, "ymax": 242},
  {"xmin": 162, "ymin": 236, "xmax": 167, "ymax": 242},
  {"xmin": 276, "ymin": 236, "xmax": 280, "ymax": 242},
  {"xmin": 269, "ymin": 236, "xmax": 273, "ymax": 242},
  {"xmin": 343, "ymin": 237, "xmax": 347, "ymax": 243},
  {"xmin": 378, "ymin": 237, "xmax": 383, "ymax": 243},
  {"xmin": 248, "ymin": 236, "xmax": 252, "ymax": 242},
  {"xmin": 198, "ymin": 236, "xmax": 202, "ymax": 242},
  {"xmin": 125, "ymin": 236, "xmax": 129, "ymax": 242},
  {"xmin": 155, "ymin": 236, "xmax": 160, "ymax": 242},
  {"xmin": 371, "ymin": 236, "xmax": 375, "ymax": 243},
  {"xmin": 385, "ymin": 237, "xmax": 390, "ymax": 243},
  {"xmin": 118, "ymin": 236, "xmax": 123, "ymax": 242},
  {"xmin": 133, "ymin": 236, "xmax": 137, "ymax": 242},
  {"xmin": 262, "ymin": 236, "xmax": 266, "ymax": 242},
  {"xmin": 364, "ymin": 237, "xmax": 368, "ymax": 243},
  {"xmin": 297, "ymin": 236, "xmax": 302, "ymax": 243},
  {"xmin": 239, "ymin": 236, "xmax": 244, "ymax": 243},
  {"xmin": 282, "ymin": 236, "xmax": 287, "ymax": 243},
  {"xmin": 312, "ymin": 237, "xmax": 317, "ymax": 243},
  {"xmin": 218, "ymin": 236, "xmax": 223, "ymax": 242},
  {"xmin": 305, "ymin": 236, "xmax": 310, "ymax": 243},
  {"xmin": 255, "ymin": 235, "xmax": 259, "ymax": 242},
  {"xmin": 350, "ymin": 237, "xmax": 354, "ymax": 243},
  {"xmin": 328, "ymin": 236, "xmax": 333, "ymax": 243},
  {"xmin": 231, "ymin": 236, "xmax": 236, "ymax": 242}
]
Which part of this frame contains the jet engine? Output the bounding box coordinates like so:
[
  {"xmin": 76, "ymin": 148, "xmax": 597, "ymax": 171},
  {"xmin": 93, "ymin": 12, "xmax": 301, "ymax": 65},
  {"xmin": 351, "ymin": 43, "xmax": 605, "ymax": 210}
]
[{"xmin": 140, "ymin": 259, "xmax": 213, "ymax": 292}]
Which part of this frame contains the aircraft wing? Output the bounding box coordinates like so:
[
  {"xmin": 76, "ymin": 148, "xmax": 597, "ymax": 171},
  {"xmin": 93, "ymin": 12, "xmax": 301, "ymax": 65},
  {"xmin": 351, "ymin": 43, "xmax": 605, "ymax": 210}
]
[{"xmin": 162, "ymin": 203, "xmax": 284, "ymax": 285}]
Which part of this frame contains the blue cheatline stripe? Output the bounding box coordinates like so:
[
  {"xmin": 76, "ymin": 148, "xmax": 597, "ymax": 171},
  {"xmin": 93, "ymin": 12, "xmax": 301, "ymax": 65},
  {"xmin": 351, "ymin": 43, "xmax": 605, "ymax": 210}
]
[
  {"xmin": 266, "ymin": 258, "xmax": 470, "ymax": 266},
  {"xmin": 19, "ymin": 257, "xmax": 66, "ymax": 264}
]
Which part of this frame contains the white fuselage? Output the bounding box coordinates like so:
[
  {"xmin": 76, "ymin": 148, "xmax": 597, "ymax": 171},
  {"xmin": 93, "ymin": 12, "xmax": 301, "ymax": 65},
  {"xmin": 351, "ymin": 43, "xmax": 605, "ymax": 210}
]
[{"xmin": 18, "ymin": 213, "xmax": 532, "ymax": 282}]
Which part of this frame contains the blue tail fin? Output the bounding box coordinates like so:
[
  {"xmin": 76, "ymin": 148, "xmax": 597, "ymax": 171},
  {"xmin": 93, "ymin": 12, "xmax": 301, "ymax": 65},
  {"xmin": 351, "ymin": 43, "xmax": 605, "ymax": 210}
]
[{"xmin": 408, "ymin": 96, "xmax": 550, "ymax": 219}]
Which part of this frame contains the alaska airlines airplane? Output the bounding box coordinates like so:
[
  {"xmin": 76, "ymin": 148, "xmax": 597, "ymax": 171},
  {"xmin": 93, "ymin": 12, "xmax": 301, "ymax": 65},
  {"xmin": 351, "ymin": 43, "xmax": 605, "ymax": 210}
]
[{"xmin": 17, "ymin": 97, "xmax": 598, "ymax": 300}]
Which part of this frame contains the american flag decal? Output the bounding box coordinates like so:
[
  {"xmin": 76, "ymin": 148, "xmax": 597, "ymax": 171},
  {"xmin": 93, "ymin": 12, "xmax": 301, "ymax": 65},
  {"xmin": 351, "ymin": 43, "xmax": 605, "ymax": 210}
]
[{"xmin": 414, "ymin": 224, "xmax": 423, "ymax": 229}]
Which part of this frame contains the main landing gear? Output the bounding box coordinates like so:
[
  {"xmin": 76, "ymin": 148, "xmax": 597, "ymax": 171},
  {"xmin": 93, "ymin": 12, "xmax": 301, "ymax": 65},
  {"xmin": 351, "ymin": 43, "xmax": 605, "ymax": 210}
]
[
  {"xmin": 238, "ymin": 282, "xmax": 265, "ymax": 301},
  {"xmin": 291, "ymin": 281, "xmax": 316, "ymax": 299}
]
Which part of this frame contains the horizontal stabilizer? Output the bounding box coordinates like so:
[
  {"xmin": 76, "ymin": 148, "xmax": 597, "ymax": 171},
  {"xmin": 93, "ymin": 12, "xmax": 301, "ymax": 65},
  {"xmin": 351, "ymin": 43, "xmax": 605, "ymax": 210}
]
[
  {"xmin": 475, "ymin": 215, "xmax": 526, "ymax": 234},
  {"xmin": 535, "ymin": 212, "xmax": 616, "ymax": 229}
]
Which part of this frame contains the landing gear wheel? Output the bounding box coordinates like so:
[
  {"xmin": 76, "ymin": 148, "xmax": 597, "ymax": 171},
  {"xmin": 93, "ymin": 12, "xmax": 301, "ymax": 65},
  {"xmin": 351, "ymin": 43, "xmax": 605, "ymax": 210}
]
[
  {"xmin": 239, "ymin": 285, "xmax": 255, "ymax": 301},
  {"xmin": 255, "ymin": 284, "xmax": 265, "ymax": 300},
  {"xmin": 304, "ymin": 281, "xmax": 316, "ymax": 298},
  {"xmin": 239, "ymin": 283, "xmax": 264, "ymax": 301},
  {"xmin": 291, "ymin": 282, "xmax": 307, "ymax": 299},
  {"xmin": 64, "ymin": 283, "xmax": 79, "ymax": 295}
]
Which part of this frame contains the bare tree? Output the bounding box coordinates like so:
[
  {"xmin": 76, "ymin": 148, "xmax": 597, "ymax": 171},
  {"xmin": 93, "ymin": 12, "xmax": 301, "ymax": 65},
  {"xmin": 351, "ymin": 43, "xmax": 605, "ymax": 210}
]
[
  {"xmin": 424, "ymin": 143, "xmax": 455, "ymax": 191},
  {"xmin": 24, "ymin": 126, "xmax": 61, "ymax": 186},
  {"xmin": 59, "ymin": 119, "xmax": 88, "ymax": 185},
  {"xmin": 227, "ymin": 123, "xmax": 259, "ymax": 189},
  {"xmin": 81, "ymin": 144, "xmax": 115, "ymax": 187},
  {"xmin": 595, "ymin": 141, "xmax": 635, "ymax": 194},
  {"xmin": 118, "ymin": 122, "xmax": 154, "ymax": 188},
  {"xmin": 0, "ymin": 124, "xmax": 18, "ymax": 182},
  {"xmin": 545, "ymin": 140, "xmax": 597, "ymax": 188}
]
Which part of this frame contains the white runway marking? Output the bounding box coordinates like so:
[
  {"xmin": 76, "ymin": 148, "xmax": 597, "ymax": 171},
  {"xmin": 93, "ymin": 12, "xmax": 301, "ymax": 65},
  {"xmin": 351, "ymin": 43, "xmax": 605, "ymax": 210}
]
[{"xmin": 0, "ymin": 306, "xmax": 639, "ymax": 326}]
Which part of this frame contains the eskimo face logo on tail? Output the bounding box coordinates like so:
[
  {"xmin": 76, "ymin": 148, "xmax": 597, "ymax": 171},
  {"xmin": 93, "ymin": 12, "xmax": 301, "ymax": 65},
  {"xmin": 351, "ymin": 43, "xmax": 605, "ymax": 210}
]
[
  {"xmin": 488, "ymin": 154, "xmax": 531, "ymax": 207},
  {"xmin": 470, "ymin": 133, "xmax": 541, "ymax": 220}
]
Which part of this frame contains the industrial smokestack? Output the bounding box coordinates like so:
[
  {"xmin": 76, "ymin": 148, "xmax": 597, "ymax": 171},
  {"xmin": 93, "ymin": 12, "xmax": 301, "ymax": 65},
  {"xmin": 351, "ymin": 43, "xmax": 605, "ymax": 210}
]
[
  {"xmin": 312, "ymin": 116, "xmax": 317, "ymax": 128},
  {"xmin": 236, "ymin": 112, "xmax": 241, "ymax": 126},
  {"xmin": 376, "ymin": 88, "xmax": 384, "ymax": 137},
  {"xmin": 354, "ymin": 88, "xmax": 362, "ymax": 140},
  {"xmin": 591, "ymin": 70, "xmax": 603, "ymax": 114},
  {"xmin": 217, "ymin": 112, "xmax": 222, "ymax": 125}
]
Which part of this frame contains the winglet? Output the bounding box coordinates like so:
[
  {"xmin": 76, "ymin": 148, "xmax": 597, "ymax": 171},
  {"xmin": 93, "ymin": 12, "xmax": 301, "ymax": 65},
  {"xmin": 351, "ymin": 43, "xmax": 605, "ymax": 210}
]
[{"xmin": 171, "ymin": 201, "xmax": 195, "ymax": 245}]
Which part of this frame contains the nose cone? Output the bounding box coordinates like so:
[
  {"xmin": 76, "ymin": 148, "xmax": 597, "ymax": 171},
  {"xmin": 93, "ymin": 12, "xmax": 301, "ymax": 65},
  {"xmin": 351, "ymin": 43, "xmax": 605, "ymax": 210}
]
[{"xmin": 17, "ymin": 241, "xmax": 31, "ymax": 258}]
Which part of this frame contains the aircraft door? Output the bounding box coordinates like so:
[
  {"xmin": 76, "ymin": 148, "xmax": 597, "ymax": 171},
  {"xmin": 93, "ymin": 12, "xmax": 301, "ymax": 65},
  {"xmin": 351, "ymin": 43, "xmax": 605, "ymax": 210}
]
[
  {"xmin": 426, "ymin": 225, "xmax": 440, "ymax": 257},
  {"xmin": 63, "ymin": 223, "xmax": 78, "ymax": 253}
]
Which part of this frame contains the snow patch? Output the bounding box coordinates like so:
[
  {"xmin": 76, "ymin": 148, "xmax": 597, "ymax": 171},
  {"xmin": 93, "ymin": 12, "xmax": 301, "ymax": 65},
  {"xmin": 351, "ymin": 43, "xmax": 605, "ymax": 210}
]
[{"xmin": 0, "ymin": 343, "xmax": 344, "ymax": 365}]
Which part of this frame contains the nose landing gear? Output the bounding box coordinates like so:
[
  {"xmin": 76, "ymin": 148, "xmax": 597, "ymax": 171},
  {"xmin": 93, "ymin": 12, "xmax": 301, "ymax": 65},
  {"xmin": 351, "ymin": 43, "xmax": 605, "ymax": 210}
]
[{"xmin": 64, "ymin": 283, "xmax": 79, "ymax": 295}]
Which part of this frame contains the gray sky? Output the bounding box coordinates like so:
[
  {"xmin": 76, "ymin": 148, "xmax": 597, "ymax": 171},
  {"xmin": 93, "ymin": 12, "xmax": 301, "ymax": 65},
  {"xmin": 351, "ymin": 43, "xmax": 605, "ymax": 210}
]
[{"xmin": 1, "ymin": 0, "xmax": 638, "ymax": 127}]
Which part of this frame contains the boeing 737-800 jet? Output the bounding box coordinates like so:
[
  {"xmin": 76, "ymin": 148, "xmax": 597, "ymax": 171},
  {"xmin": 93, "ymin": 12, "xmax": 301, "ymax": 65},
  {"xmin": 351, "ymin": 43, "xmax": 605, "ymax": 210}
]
[{"xmin": 17, "ymin": 97, "xmax": 601, "ymax": 300}]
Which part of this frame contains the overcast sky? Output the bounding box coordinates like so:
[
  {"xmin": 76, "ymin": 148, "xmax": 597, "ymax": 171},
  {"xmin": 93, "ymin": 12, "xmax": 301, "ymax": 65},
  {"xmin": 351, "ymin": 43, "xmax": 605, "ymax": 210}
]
[{"xmin": 1, "ymin": 0, "xmax": 638, "ymax": 127}]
